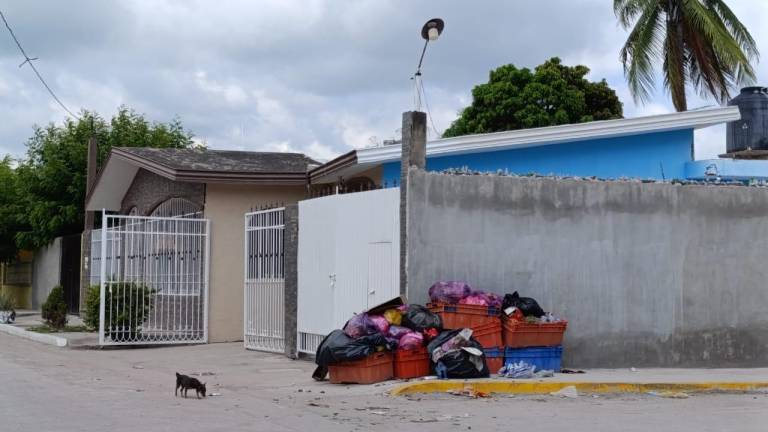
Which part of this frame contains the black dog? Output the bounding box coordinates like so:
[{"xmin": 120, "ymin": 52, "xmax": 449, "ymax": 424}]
[{"xmin": 175, "ymin": 372, "xmax": 206, "ymax": 399}]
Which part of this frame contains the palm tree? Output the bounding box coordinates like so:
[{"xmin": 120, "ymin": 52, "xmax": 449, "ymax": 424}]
[{"xmin": 615, "ymin": 0, "xmax": 759, "ymax": 111}]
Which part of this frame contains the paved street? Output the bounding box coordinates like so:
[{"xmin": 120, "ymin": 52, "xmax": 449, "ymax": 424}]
[{"xmin": 2, "ymin": 333, "xmax": 767, "ymax": 432}]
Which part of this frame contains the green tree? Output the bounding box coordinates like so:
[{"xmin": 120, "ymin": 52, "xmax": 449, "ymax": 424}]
[
  {"xmin": 615, "ymin": 0, "xmax": 759, "ymax": 112},
  {"xmin": 443, "ymin": 58, "xmax": 623, "ymax": 138},
  {"xmin": 13, "ymin": 106, "xmax": 194, "ymax": 250},
  {"xmin": 0, "ymin": 156, "xmax": 27, "ymax": 261}
]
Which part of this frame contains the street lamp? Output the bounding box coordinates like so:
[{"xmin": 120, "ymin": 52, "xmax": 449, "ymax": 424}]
[{"xmin": 414, "ymin": 18, "xmax": 444, "ymax": 78}]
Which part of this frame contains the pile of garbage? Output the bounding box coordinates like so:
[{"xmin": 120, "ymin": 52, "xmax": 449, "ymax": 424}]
[
  {"xmin": 313, "ymin": 301, "xmax": 490, "ymax": 382},
  {"xmin": 313, "ymin": 281, "xmax": 568, "ymax": 384}
]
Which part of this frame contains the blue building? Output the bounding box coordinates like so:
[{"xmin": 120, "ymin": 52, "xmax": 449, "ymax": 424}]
[{"xmin": 309, "ymin": 106, "xmax": 768, "ymax": 190}]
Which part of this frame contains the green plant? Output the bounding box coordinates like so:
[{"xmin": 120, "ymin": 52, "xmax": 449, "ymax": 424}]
[
  {"xmin": 41, "ymin": 286, "xmax": 68, "ymax": 329},
  {"xmin": 0, "ymin": 291, "xmax": 15, "ymax": 311},
  {"xmin": 615, "ymin": 0, "xmax": 758, "ymax": 111},
  {"xmin": 103, "ymin": 282, "xmax": 155, "ymax": 340},
  {"xmin": 443, "ymin": 58, "xmax": 623, "ymax": 138},
  {"xmin": 83, "ymin": 285, "xmax": 101, "ymax": 330}
]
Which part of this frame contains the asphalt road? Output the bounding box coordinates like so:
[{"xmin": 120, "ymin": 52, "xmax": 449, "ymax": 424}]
[{"xmin": 1, "ymin": 332, "xmax": 767, "ymax": 432}]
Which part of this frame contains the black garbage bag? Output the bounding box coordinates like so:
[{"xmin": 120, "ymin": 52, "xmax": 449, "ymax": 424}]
[
  {"xmin": 313, "ymin": 330, "xmax": 394, "ymax": 381},
  {"xmin": 502, "ymin": 291, "xmax": 545, "ymax": 318},
  {"xmin": 426, "ymin": 329, "xmax": 489, "ymax": 379},
  {"xmin": 401, "ymin": 304, "xmax": 443, "ymax": 332}
]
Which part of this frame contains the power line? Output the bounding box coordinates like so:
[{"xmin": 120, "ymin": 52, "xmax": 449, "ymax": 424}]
[
  {"xmin": 0, "ymin": 9, "xmax": 80, "ymax": 119},
  {"xmin": 414, "ymin": 75, "xmax": 441, "ymax": 138}
]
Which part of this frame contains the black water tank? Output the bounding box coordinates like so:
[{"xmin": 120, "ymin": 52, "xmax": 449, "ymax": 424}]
[{"xmin": 727, "ymin": 86, "xmax": 768, "ymax": 154}]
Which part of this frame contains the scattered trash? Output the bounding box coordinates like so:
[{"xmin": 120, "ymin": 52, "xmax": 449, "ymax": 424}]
[
  {"xmin": 132, "ymin": 365, "xmax": 144, "ymax": 369},
  {"xmin": 308, "ymin": 402, "xmax": 330, "ymax": 408},
  {"xmin": 447, "ymin": 389, "xmax": 489, "ymax": 398},
  {"xmin": 209, "ymin": 392, "xmax": 222, "ymax": 397},
  {"xmin": 550, "ymin": 386, "xmax": 579, "ymax": 398},
  {"xmin": 499, "ymin": 361, "xmax": 536, "ymax": 379},
  {"xmin": 370, "ymin": 411, "xmax": 388, "ymax": 416},
  {"xmin": 560, "ymin": 368, "xmax": 586, "ymax": 374},
  {"xmin": 630, "ymin": 367, "xmax": 638, "ymax": 372},
  {"xmin": 534, "ymin": 369, "xmax": 555, "ymax": 378},
  {"xmin": 647, "ymin": 391, "xmax": 689, "ymax": 399}
]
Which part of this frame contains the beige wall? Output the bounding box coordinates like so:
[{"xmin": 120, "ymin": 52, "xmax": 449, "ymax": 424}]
[{"xmin": 204, "ymin": 183, "xmax": 306, "ymax": 342}]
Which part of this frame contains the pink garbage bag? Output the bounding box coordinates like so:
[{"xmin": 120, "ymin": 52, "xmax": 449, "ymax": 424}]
[
  {"xmin": 387, "ymin": 325, "xmax": 412, "ymax": 340},
  {"xmin": 428, "ymin": 281, "xmax": 473, "ymax": 304},
  {"xmin": 398, "ymin": 331, "xmax": 424, "ymax": 350},
  {"xmin": 459, "ymin": 295, "xmax": 489, "ymax": 306},
  {"xmin": 369, "ymin": 315, "xmax": 390, "ymax": 334}
]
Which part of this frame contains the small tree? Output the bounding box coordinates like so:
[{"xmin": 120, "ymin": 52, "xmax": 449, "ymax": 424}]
[
  {"xmin": 443, "ymin": 57, "xmax": 623, "ymax": 137},
  {"xmin": 41, "ymin": 286, "xmax": 68, "ymax": 329},
  {"xmin": 83, "ymin": 285, "xmax": 101, "ymax": 331}
]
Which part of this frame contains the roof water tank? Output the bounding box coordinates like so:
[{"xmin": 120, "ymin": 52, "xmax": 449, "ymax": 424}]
[{"xmin": 727, "ymin": 86, "xmax": 768, "ymax": 155}]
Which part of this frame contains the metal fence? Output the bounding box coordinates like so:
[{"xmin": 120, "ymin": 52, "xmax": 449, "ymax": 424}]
[
  {"xmin": 98, "ymin": 213, "xmax": 210, "ymax": 345},
  {"xmin": 244, "ymin": 208, "xmax": 285, "ymax": 353}
]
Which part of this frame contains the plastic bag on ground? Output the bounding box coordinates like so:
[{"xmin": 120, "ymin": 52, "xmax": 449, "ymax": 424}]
[
  {"xmin": 343, "ymin": 313, "xmax": 379, "ymax": 338},
  {"xmin": 501, "ymin": 291, "xmax": 545, "ymax": 318},
  {"xmin": 398, "ymin": 331, "xmax": 424, "ymax": 351},
  {"xmin": 369, "ymin": 315, "xmax": 390, "ymax": 334},
  {"xmin": 499, "ymin": 361, "xmax": 536, "ymax": 378},
  {"xmin": 427, "ymin": 329, "xmax": 489, "ymax": 379},
  {"xmin": 401, "ymin": 304, "xmax": 443, "ymax": 332},
  {"xmin": 428, "ymin": 281, "xmax": 473, "ymax": 304},
  {"xmin": 383, "ymin": 308, "xmax": 402, "ymax": 326},
  {"xmin": 387, "ymin": 325, "xmax": 412, "ymax": 340}
]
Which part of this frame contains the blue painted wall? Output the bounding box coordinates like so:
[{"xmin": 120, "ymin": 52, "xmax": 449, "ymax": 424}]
[
  {"xmin": 685, "ymin": 158, "xmax": 768, "ymax": 180},
  {"xmin": 382, "ymin": 129, "xmax": 694, "ymax": 184}
]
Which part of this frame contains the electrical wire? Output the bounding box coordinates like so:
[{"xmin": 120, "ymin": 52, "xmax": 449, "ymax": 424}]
[
  {"xmin": 0, "ymin": 9, "xmax": 80, "ymax": 119},
  {"xmin": 414, "ymin": 75, "xmax": 441, "ymax": 138}
]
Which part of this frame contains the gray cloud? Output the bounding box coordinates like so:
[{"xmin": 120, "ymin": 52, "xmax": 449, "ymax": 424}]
[{"xmin": 0, "ymin": 0, "xmax": 765, "ymax": 160}]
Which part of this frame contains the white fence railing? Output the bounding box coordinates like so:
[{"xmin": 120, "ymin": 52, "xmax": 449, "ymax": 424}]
[
  {"xmin": 244, "ymin": 208, "xmax": 285, "ymax": 353},
  {"xmin": 297, "ymin": 188, "xmax": 400, "ymax": 354},
  {"xmin": 98, "ymin": 213, "xmax": 210, "ymax": 345}
]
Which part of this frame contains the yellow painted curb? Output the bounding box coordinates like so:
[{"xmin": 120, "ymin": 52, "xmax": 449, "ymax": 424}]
[{"xmin": 389, "ymin": 380, "xmax": 768, "ymax": 396}]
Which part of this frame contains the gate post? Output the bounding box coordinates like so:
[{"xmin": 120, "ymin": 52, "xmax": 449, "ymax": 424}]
[
  {"xmin": 399, "ymin": 111, "xmax": 427, "ymax": 297},
  {"xmin": 283, "ymin": 204, "xmax": 299, "ymax": 359}
]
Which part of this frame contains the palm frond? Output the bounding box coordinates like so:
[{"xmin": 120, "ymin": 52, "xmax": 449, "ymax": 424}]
[
  {"xmin": 614, "ymin": 0, "xmax": 658, "ymax": 28},
  {"xmin": 619, "ymin": 3, "xmax": 664, "ymax": 103}
]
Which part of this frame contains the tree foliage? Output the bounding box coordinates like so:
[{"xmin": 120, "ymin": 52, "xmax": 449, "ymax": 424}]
[
  {"xmin": 0, "ymin": 157, "xmax": 26, "ymax": 262},
  {"xmin": 615, "ymin": 0, "xmax": 759, "ymax": 112},
  {"xmin": 3, "ymin": 107, "xmax": 194, "ymax": 254},
  {"xmin": 443, "ymin": 58, "xmax": 623, "ymax": 138}
]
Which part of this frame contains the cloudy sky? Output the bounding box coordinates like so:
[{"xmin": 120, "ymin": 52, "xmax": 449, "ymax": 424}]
[{"xmin": 1, "ymin": 0, "xmax": 767, "ymax": 161}]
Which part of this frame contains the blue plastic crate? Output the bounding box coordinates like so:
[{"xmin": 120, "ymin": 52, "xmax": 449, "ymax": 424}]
[
  {"xmin": 504, "ymin": 346, "xmax": 563, "ymax": 372},
  {"xmin": 483, "ymin": 347, "xmax": 503, "ymax": 358}
]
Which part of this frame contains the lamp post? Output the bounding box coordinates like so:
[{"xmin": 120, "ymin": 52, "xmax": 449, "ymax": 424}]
[{"xmin": 400, "ymin": 18, "xmax": 444, "ymax": 295}]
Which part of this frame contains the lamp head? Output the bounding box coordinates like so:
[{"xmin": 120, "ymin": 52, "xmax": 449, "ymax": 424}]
[{"xmin": 421, "ymin": 18, "xmax": 444, "ymax": 41}]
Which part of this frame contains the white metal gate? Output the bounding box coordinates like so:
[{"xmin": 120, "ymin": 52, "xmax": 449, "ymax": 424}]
[
  {"xmin": 244, "ymin": 208, "xmax": 285, "ymax": 353},
  {"xmin": 297, "ymin": 188, "xmax": 400, "ymax": 354},
  {"xmin": 99, "ymin": 213, "xmax": 210, "ymax": 345}
]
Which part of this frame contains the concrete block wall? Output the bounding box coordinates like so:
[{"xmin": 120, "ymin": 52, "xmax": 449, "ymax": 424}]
[{"xmin": 406, "ymin": 169, "xmax": 768, "ymax": 367}]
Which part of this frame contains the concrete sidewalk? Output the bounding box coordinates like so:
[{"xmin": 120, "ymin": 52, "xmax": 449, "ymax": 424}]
[{"xmin": 1, "ymin": 310, "xmax": 99, "ymax": 347}]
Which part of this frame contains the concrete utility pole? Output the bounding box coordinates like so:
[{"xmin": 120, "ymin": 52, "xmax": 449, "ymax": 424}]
[
  {"xmin": 79, "ymin": 135, "xmax": 98, "ymax": 313},
  {"xmin": 399, "ymin": 111, "xmax": 427, "ymax": 296},
  {"xmin": 84, "ymin": 136, "xmax": 97, "ymax": 230}
]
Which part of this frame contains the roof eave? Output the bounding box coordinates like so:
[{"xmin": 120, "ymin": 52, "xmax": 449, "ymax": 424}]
[{"xmin": 356, "ymin": 106, "xmax": 741, "ymax": 164}]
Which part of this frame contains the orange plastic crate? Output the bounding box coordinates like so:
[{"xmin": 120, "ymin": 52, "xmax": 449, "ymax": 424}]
[
  {"xmin": 394, "ymin": 346, "xmax": 431, "ymax": 379},
  {"xmin": 428, "ymin": 302, "xmax": 500, "ymax": 330},
  {"xmin": 502, "ymin": 319, "xmax": 567, "ymax": 348},
  {"xmin": 329, "ymin": 352, "xmax": 394, "ymax": 384},
  {"xmin": 486, "ymin": 356, "xmax": 504, "ymax": 374},
  {"xmin": 472, "ymin": 320, "xmax": 502, "ymax": 349}
]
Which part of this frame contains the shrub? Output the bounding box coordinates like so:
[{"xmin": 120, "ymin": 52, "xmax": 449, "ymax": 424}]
[
  {"xmin": 103, "ymin": 282, "xmax": 155, "ymax": 340},
  {"xmin": 41, "ymin": 286, "xmax": 68, "ymax": 329},
  {"xmin": 0, "ymin": 291, "xmax": 15, "ymax": 311},
  {"xmin": 83, "ymin": 285, "xmax": 101, "ymax": 330}
]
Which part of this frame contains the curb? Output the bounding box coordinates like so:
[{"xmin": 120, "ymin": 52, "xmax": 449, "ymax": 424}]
[
  {"xmin": 0, "ymin": 324, "xmax": 68, "ymax": 347},
  {"xmin": 389, "ymin": 379, "xmax": 768, "ymax": 396}
]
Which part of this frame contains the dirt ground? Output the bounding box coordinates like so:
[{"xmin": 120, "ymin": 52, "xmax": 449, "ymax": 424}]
[{"xmin": 2, "ymin": 332, "xmax": 767, "ymax": 432}]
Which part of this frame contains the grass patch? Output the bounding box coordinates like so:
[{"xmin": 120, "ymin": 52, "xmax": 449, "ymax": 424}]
[{"xmin": 27, "ymin": 325, "xmax": 91, "ymax": 333}]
